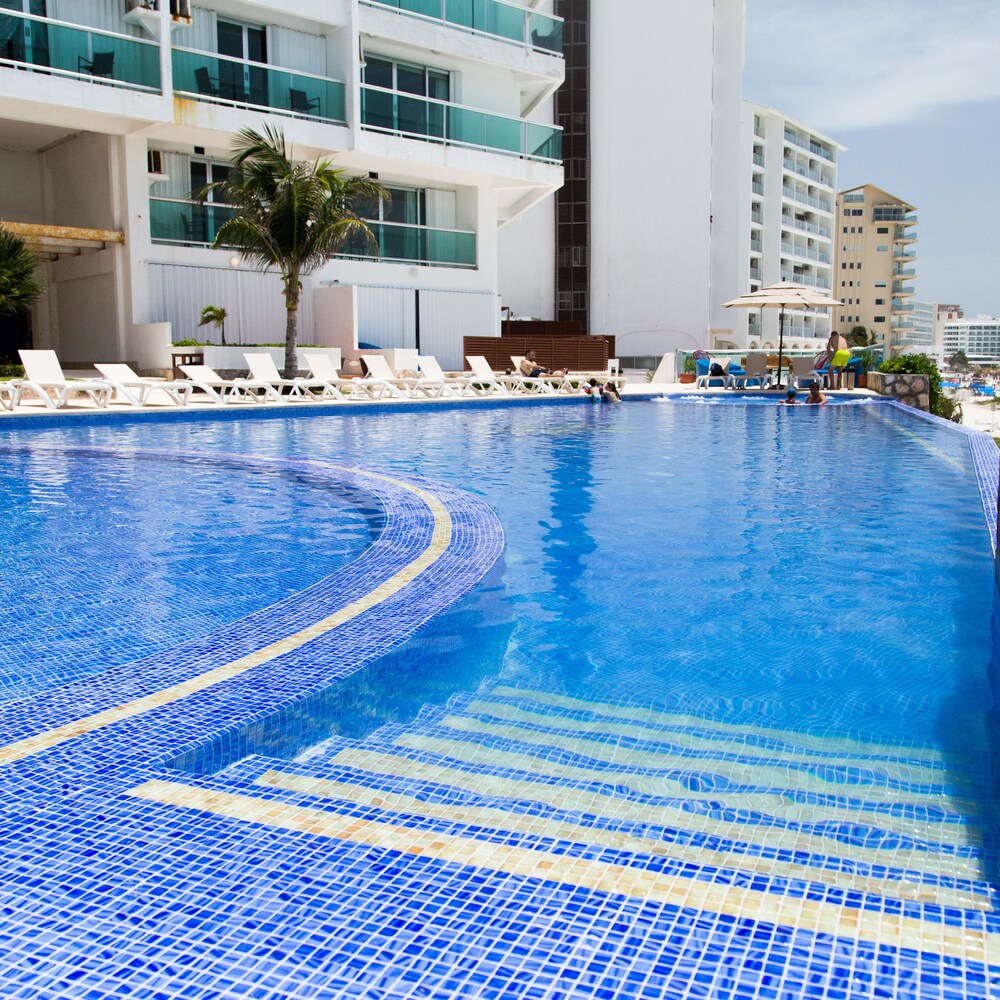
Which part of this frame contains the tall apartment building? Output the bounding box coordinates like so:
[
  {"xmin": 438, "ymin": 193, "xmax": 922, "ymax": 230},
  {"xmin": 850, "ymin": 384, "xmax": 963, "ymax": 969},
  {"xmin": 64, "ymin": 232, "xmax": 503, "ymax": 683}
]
[
  {"xmin": 942, "ymin": 316, "xmax": 1000, "ymax": 365},
  {"xmin": 0, "ymin": 0, "xmax": 564, "ymax": 370},
  {"xmin": 719, "ymin": 103, "xmax": 841, "ymax": 352},
  {"xmin": 907, "ymin": 300, "xmax": 935, "ymax": 350},
  {"xmin": 833, "ymin": 184, "xmax": 918, "ymax": 356},
  {"xmin": 499, "ymin": 0, "xmax": 746, "ymax": 364}
]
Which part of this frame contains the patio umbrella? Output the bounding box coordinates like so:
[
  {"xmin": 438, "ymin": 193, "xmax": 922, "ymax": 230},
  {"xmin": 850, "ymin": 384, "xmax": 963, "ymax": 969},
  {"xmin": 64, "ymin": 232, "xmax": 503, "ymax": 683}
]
[{"xmin": 723, "ymin": 281, "xmax": 843, "ymax": 387}]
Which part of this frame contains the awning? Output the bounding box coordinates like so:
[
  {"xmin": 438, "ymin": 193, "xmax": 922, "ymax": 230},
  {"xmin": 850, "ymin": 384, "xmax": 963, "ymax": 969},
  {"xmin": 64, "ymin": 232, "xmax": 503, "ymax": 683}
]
[{"xmin": 1, "ymin": 222, "xmax": 125, "ymax": 261}]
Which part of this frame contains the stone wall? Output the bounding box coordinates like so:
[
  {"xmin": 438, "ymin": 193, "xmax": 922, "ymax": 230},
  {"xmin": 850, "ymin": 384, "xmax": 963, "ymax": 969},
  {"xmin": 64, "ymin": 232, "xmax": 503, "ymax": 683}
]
[{"xmin": 866, "ymin": 372, "xmax": 931, "ymax": 411}]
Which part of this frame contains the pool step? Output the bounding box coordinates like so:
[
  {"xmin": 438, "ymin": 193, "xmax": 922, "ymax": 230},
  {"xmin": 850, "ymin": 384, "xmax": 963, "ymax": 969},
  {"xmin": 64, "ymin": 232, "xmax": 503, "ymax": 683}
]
[{"xmin": 216, "ymin": 749, "xmax": 993, "ymax": 912}]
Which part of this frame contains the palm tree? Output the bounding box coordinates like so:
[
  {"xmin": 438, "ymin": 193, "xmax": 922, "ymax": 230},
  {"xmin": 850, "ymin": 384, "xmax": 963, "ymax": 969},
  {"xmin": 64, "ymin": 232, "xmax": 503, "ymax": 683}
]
[
  {"xmin": 193, "ymin": 125, "xmax": 388, "ymax": 376},
  {"xmin": 0, "ymin": 226, "xmax": 45, "ymax": 318},
  {"xmin": 198, "ymin": 304, "xmax": 228, "ymax": 345}
]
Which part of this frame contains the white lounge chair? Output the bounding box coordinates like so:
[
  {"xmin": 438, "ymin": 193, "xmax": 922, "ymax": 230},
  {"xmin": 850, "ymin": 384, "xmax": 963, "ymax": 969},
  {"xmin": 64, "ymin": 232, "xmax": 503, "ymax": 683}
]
[
  {"xmin": 789, "ymin": 356, "xmax": 827, "ymax": 390},
  {"xmin": 304, "ymin": 352, "xmax": 401, "ymax": 401},
  {"xmin": 465, "ymin": 356, "xmax": 514, "ymax": 396},
  {"xmin": 731, "ymin": 353, "xmax": 772, "ymax": 391},
  {"xmin": 244, "ymin": 353, "xmax": 347, "ymax": 403},
  {"xmin": 15, "ymin": 350, "xmax": 113, "ymax": 409},
  {"xmin": 509, "ymin": 355, "xmax": 565, "ymax": 394},
  {"xmin": 362, "ymin": 354, "xmax": 450, "ymax": 398},
  {"xmin": 695, "ymin": 357, "xmax": 733, "ymax": 389},
  {"xmin": 95, "ymin": 363, "xmax": 193, "ymax": 406},
  {"xmin": 417, "ymin": 356, "xmax": 486, "ymax": 397},
  {"xmin": 178, "ymin": 364, "xmax": 282, "ymax": 404},
  {"xmin": 0, "ymin": 381, "xmax": 17, "ymax": 410}
]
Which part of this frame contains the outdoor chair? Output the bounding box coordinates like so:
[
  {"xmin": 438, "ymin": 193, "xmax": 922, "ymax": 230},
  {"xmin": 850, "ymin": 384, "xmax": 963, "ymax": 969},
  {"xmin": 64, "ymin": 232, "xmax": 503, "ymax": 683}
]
[
  {"xmin": 289, "ymin": 89, "xmax": 320, "ymax": 115},
  {"xmin": 94, "ymin": 363, "xmax": 193, "ymax": 406},
  {"xmin": 731, "ymin": 353, "xmax": 771, "ymax": 390},
  {"xmin": 789, "ymin": 356, "xmax": 828, "ymax": 390},
  {"xmin": 194, "ymin": 67, "xmax": 220, "ymax": 97},
  {"xmin": 15, "ymin": 350, "xmax": 113, "ymax": 409},
  {"xmin": 304, "ymin": 352, "xmax": 401, "ymax": 401},
  {"xmin": 79, "ymin": 51, "xmax": 115, "ymax": 79},
  {"xmin": 465, "ymin": 356, "xmax": 513, "ymax": 396},
  {"xmin": 178, "ymin": 364, "xmax": 282, "ymax": 404},
  {"xmin": 0, "ymin": 381, "xmax": 17, "ymax": 410},
  {"xmin": 417, "ymin": 356, "xmax": 483, "ymax": 397},
  {"xmin": 695, "ymin": 357, "xmax": 733, "ymax": 388},
  {"xmin": 361, "ymin": 354, "xmax": 449, "ymax": 398},
  {"xmin": 510, "ymin": 355, "xmax": 568, "ymax": 393},
  {"xmin": 244, "ymin": 353, "xmax": 347, "ymax": 402}
]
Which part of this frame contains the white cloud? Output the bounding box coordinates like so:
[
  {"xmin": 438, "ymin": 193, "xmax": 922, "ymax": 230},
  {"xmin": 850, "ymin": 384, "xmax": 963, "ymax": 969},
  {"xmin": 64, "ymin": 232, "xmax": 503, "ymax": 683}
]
[{"xmin": 744, "ymin": 0, "xmax": 1000, "ymax": 132}]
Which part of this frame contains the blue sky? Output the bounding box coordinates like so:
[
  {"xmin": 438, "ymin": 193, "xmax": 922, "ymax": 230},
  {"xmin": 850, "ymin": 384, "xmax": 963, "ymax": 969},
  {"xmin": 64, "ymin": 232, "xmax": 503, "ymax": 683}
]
[{"xmin": 743, "ymin": 0, "xmax": 1000, "ymax": 317}]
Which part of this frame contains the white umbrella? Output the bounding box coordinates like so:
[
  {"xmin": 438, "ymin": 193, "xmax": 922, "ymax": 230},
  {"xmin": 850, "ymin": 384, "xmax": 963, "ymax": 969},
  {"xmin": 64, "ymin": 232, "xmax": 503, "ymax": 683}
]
[{"xmin": 723, "ymin": 281, "xmax": 843, "ymax": 387}]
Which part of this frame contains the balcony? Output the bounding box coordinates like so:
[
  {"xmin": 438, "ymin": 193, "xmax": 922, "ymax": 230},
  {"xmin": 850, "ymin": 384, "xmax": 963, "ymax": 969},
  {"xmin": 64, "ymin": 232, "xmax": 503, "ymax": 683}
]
[
  {"xmin": 893, "ymin": 267, "xmax": 916, "ymax": 278},
  {"xmin": 752, "ymin": 152, "xmax": 765, "ymax": 167},
  {"xmin": 780, "ymin": 242, "xmax": 831, "ymax": 264},
  {"xmin": 783, "ymin": 216, "xmax": 831, "ymax": 239},
  {"xmin": 873, "ymin": 207, "xmax": 918, "ymax": 224},
  {"xmin": 751, "ymin": 181, "xmax": 764, "ymax": 195},
  {"xmin": 0, "ymin": 8, "xmax": 160, "ymax": 91},
  {"xmin": 150, "ymin": 198, "xmax": 237, "ymax": 246},
  {"xmin": 362, "ymin": 0, "xmax": 563, "ymax": 55},
  {"xmin": 781, "ymin": 187, "xmax": 832, "ymax": 214},
  {"xmin": 150, "ymin": 199, "xmax": 477, "ymax": 268},
  {"xmin": 893, "ymin": 284, "xmax": 915, "ymax": 296},
  {"xmin": 893, "ymin": 248, "xmax": 917, "ymax": 261},
  {"xmin": 360, "ymin": 85, "xmax": 561, "ymax": 161},
  {"xmin": 894, "ymin": 227, "xmax": 918, "ymax": 244},
  {"xmin": 172, "ymin": 48, "xmax": 347, "ymax": 124},
  {"xmin": 780, "ymin": 271, "xmax": 830, "ymax": 290},
  {"xmin": 750, "ymin": 239, "xmax": 762, "ymax": 253},
  {"xmin": 783, "ymin": 131, "xmax": 834, "ymax": 162},
  {"xmin": 340, "ymin": 221, "xmax": 476, "ymax": 268},
  {"xmin": 781, "ymin": 158, "xmax": 833, "ymax": 187}
]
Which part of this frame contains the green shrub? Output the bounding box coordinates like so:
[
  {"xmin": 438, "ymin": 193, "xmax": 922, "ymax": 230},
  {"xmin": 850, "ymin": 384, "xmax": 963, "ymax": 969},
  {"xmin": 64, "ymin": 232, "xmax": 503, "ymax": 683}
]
[
  {"xmin": 877, "ymin": 353, "xmax": 944, "ymax": 416},
  {"xmin": 0, "ymin": 364, "xmax": 24, "ymax": 379},
  {"xmin": 171, "ymin": 339, "xmax": 208, "ymax": 347}
]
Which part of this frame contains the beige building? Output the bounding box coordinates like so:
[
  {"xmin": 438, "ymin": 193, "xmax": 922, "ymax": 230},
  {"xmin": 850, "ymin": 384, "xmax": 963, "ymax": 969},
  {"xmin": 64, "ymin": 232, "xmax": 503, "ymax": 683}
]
[{"xmin": 833, "ymin": 184, "xmax": 918, "ymax": 354}]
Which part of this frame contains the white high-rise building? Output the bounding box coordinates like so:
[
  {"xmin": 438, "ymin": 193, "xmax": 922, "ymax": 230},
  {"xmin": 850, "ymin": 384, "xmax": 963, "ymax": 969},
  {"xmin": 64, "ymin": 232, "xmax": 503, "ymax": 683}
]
[
  {"xmin": 0, "ymin": 0, "xmax": 564, "ymax": 370},
  {"xmin": 499, "ymin": 0, "xmax": 748, "ymax": 365},
  {"xmin": 942, "ymin": 316, "xmax": 1000, "ymax": 366},
  {"xmin": 713, "ymin": 103, "xmax": 842, "ymax": 353}
]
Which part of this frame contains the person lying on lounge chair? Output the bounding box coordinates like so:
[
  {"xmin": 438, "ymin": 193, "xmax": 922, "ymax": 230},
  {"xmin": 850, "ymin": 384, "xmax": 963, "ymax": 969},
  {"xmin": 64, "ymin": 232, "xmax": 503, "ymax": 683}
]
[{"xmin": 519, "ymin": 349, "xmax": 566, "ymax": 378}]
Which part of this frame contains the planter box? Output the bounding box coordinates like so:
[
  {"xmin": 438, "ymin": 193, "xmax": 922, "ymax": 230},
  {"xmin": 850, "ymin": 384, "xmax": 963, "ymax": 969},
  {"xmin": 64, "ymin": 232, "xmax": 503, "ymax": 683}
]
[
  {"xmin": 679, "ymin": 373, "xmax": 696, "ymax": 384},
  {"xmin": 866, "ymin": 371, "xmax": 930, "ymax": 411}
]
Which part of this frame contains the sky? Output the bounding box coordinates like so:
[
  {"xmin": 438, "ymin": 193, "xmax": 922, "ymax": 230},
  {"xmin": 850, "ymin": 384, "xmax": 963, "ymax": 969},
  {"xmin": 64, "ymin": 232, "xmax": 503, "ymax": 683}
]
[{"xmin": 743, "ymin": 0, "xmax": 1000, "ymax": 318}]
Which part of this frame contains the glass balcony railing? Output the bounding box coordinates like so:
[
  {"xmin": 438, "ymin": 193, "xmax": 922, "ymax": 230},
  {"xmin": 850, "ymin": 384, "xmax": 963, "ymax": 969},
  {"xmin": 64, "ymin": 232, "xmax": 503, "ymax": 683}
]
[
  {"xmin": 172, "ymin": 48, "xmax": 346, "ymax": 124},
  {"xmin": 873, "ymin": 208, "xmax": 918, "ymax": 224},
  {"xmin": 893, "ymin": 285, "xmax": 915, "ymax": 296},
  {"xmin": 360, "ymin": 84, "xmax": 561, "ymax": 162},
  {"xmin": 783, "ymin": 131, "xmax": 834, "ymax": 161},
  {"xmin": 752, "ymin": 153, "xmax": 765, "ymax": 167},
  {"xmin": 894, "ymin": 248, "xmax": 917, "ymax": 260},
  {"xmin": 750, "ymin": 211, "xmax": 763, "ymax": 225},
  {"xmin": 783, "ymin": 217, "xmax": 831, "ymax": 239},
  {"xmin": 750, "ymin": 240, "xmax": 762, "ymax": 253},
  {"xmin": 780, "ymin": 242, "xmax": 831, "ymax": 264},
  {"xmin": 150, "ymin": 198, "xmax": 238, "ymax": 246},
  {"xmin": 751, "ymin": 181, "xmax": 764, "ymax": 195},
  {"xmin": 340, "ymin": 220, "xmax": 476, "ymax": 268},
  {"xmin": 893, "ymin": 267, "xmax": 916, "ymax": 278},
  {"xmin": 152, "ymin": 198, "xmax": 477, "ymax": 268},
  {"xmin": 782, "ymin": 158, "xmax": 834, "ymax": 188},
  {"xmin": 780, "ymin": 271, "xmax": 831, "ymax": 290},
  {"xmin": 782, "ymin": 187, "xmax": 832, "ymax": 213},
  {"xmin": 363, "ymin": 0, "xmax": 563, "ymax": 54},
  {"xmin": 0, "ymin": 8, "xmax": 160, "ymax": 91}
]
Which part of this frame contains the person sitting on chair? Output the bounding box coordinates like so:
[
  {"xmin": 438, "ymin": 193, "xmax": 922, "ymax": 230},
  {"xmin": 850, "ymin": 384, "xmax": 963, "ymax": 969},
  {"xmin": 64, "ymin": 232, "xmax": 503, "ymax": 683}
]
[{"xmin": 520, "ymin": 349, "xmax": 566, "ymax": 379}]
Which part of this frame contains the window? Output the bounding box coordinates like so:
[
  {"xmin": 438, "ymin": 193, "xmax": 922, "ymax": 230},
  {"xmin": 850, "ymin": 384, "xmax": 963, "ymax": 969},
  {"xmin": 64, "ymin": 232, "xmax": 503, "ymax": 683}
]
[
  {"xmin": 875, "ymin": 298, "xmax": 884, "ymax": 305},
  {"xmin": 842, "ymin": 226, "xmax": 848, "ymax": 233},
  {"xmin": 841, "ymin": 262, "xmax": 846, "ymax": 269},
  {"xmin": 877, "ymin": 227, "xmax": 888, "ymax": 234},
  {"xmin": 874, "ymin": 316, "xmax": 886, "ymax": 323},
  {"xmin": 876, "ymin": 245, "xmax": 888, "ymax": 252},
  {"xmin": 874, "ymin": 281, "xmax": 886, "ymax": 288},
  {"xmin": 363, "ymin": 57, "xmax": 450, "ymax": 137}
]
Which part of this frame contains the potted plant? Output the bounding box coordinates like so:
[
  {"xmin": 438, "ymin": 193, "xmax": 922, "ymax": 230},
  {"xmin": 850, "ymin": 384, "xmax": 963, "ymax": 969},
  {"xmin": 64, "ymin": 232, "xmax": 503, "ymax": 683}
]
[{"xmin": 679, "ymin": 355, "xmax": 696, "ymax": 384}]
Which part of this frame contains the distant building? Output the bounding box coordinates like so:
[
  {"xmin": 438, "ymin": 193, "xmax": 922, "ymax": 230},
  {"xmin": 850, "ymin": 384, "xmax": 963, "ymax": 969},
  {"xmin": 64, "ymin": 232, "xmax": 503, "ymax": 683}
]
[
  {"xmin": 942, "ymin": 316, "xmax": 1000, "ymax": 366},
  {"xmin": 730, "ymin": 104, "xmax": 842, "ymax": 352},
  {"xmin": 907, "ymin": 301, "xmax": 935, "ymax": 349},
  {"xmin": 834, "ymin": 184, "xmax": 918, "ymax": 356}
]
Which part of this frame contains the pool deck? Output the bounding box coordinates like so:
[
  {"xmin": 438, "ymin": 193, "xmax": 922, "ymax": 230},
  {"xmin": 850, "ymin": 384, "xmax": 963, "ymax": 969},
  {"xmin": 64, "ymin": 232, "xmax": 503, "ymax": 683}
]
[{"xmin": 0, "ymin": 392, "xmax": 997, "ymax": 998}]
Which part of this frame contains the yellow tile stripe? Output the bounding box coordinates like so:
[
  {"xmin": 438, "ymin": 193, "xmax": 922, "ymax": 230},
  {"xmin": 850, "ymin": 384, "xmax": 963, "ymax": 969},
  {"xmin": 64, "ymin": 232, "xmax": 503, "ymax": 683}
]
[
  {"xmin": 255, "ymin": 765, "xmax": 988, "ymax": 911},
  {"xmin": 439, "ymin": 716, "xmax": 966, "ymax": 815},
  {"xmin": 390, "ymin": 734, "xmax": 978, "ymax": 849},
  {"xmin": 861, "ymin": 405, "xmax": 967, "ymax": 473},
  {"xmin": 491, "ymin": 687, "xmax": 947, "ymax": 762},
  {"xmin": 0, "ymin": 469, "xmax": 452, "ymax": 766},
  {"xmin": 126, "ymin": 778, "xmax": 996, "ymax": 965},
  {"xmin": 466, "ymin": 700, "xmax": 947, "ymax": 785},
  {"xmin": 314, "ymin": 748, "xmax": 979, "ymax": 882}
]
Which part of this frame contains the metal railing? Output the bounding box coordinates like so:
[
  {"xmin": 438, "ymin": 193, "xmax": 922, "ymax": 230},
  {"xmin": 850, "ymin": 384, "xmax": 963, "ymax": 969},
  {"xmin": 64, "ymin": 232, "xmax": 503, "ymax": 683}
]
[
  {"xmin": 172, "ymin": 47, "xmax": 347, "ymax": 123},
  {"xmin": 362, "ymin": 0, "xmax": 563, "ymax": 54},
  {"xmin": 0, "ymin": 8, "xmax": 160, "ymax": 91},
  {"xmin": 149, "ymin": 198, "xmax": 238, "ymax": 246},
  {"xmin": 360, "ymin": 83, "xmax": 561, "ymax": 161}
]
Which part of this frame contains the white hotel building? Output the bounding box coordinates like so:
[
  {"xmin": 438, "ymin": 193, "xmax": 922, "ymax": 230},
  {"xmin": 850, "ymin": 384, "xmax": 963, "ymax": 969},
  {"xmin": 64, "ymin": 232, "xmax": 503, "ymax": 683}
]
[
  {"xmin": 0, "ymin": 0, "xmax": 563, "ymax": 371},
  {"xmin": 715, "ymin": 103, "xmax": 841, "ymax": 353}
]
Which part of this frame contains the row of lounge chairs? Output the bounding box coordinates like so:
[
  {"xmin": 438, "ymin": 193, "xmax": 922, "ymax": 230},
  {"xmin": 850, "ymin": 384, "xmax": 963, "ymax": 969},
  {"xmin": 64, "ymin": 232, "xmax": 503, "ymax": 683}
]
[
  {"xmin": 694, "ymin": 353, "xmax": 828, "ymax": 390},
  {"xmin": 1, "ymin": 350, "xmax": 624, "ymax": 411}
]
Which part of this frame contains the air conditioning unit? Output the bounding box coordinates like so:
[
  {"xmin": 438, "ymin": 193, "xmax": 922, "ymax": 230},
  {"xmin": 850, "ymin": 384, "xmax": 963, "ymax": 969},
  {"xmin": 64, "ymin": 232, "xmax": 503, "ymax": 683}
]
[{"xmin": 147, "ymin": 149, "xmax": 165, "ymax": 176}]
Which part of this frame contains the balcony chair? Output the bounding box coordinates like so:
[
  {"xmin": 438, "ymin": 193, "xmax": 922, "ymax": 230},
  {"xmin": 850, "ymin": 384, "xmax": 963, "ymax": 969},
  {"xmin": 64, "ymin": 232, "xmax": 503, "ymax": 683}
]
[
  {"xmin": 194, "ymin": 67, "xmax": 221, "ymax": 97},
  {"xmin": 79, "ymin": 51, "xmax": 115, "ymax": 79},
  {"xmin": 289, "ymin": 88, "xmax": 320, "ymax": 116}
]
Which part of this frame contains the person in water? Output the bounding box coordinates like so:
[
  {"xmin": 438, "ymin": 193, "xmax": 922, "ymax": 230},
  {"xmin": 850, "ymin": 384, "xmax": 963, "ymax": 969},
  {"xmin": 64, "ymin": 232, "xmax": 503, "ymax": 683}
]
[
  {"xmin": 782, "ymin": 389, "xmax": 799, "ymax": 404},
  {"xmin": 804, "ymin": 382, "xmax": 827, "ymax": 405}
]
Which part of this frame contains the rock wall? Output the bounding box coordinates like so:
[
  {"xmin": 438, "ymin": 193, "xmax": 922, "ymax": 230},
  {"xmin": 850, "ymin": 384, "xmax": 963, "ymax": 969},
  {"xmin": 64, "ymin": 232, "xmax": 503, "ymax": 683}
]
[{"xmin": 867, "ymin": 372, "xmax": 931, "ymax": 411}]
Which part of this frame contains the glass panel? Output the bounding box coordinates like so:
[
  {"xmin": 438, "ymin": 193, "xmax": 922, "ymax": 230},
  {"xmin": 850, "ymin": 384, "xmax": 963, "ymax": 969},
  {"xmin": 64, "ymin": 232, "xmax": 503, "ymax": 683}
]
[
  {"xmin": 172, "ymin": 49, "xmax": 345, "ymax": 123},
  {"xmin": 383, "ymin": 188, "xmax": 420, "ymax": 224},
  {"xmin": 246, "ymin": 25, "xmax": 267, "ymax": 106},
  {"xmin": 363, "ymin": 56, "xmax": 393, "ymax": 89},
  {"xmin": 150, "ymin": 198, "xmax": 237, "ymax": 246},
  {"xmin": 397, "ymin": 0, "xmax": 440, "ymax": 17},
  {"xmin": 427, "ymin": 68, "xmax": 449, "ymax": 101}
]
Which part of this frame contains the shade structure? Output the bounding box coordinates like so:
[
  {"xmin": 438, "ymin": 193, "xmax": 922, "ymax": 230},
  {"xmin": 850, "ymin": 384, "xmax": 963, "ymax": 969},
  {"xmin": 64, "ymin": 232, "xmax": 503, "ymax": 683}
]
[{"xmin": 723, "ymin": 281, "xmax": 843, "ymax": 386}]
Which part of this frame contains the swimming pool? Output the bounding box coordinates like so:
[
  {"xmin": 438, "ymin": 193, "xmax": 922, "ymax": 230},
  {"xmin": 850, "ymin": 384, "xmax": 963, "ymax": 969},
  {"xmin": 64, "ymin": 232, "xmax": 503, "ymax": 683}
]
[{"xmin": 0, "ymin": 398, "xmax": 997, "ymax": 998}]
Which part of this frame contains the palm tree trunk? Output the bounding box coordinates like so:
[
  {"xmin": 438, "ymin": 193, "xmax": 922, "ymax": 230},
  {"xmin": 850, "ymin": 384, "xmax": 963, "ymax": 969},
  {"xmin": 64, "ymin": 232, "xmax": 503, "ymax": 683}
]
[{"xmin": 284, "ymin": 279, "xmax": 299, "ymax": 378}]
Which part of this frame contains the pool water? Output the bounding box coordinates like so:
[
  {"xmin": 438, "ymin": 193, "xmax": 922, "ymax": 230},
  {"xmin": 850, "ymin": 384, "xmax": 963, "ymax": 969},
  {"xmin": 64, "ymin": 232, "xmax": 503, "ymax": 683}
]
[{"xmin": 2, "ymin": 399, "xmax": 998, "ymax": 998}]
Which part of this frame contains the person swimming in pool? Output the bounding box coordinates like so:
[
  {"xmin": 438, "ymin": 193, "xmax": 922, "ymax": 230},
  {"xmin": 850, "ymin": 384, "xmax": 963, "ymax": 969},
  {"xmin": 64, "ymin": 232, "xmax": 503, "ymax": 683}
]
[
  {"xmin": 782, "ymin": 389, "xmax": 799, "ymax": 404},
  {"xmin": 804, "ymin": 382, "xmax": 827, "ymax": 405}
]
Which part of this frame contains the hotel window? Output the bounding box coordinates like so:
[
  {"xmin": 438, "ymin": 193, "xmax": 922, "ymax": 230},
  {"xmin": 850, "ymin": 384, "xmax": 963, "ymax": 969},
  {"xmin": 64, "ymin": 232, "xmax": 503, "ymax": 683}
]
[
  {"xmin": 876, "ymin": 245, "xmax": 888, "ymax": 252},
  {"xmin": 875, "ymin": 281, "xmax": 886, "ymax": 287},
  {"xmin": 875, "ymin": 298, "xmax": 885, "ymax": 305},
  {"xmin": 874, "ymin": 316, "xmax": 886, "ymax": 323},
  {"xmin": 877, "ymin": 227, "xmax": 889, "ymax": 234}
]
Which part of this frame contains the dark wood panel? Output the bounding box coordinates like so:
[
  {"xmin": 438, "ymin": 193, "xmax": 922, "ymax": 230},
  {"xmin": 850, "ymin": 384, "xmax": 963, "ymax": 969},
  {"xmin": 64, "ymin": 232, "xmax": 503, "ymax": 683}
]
[{"xmin": 463, "ymin": 336, "xmax": 615, "ymax": 373}]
